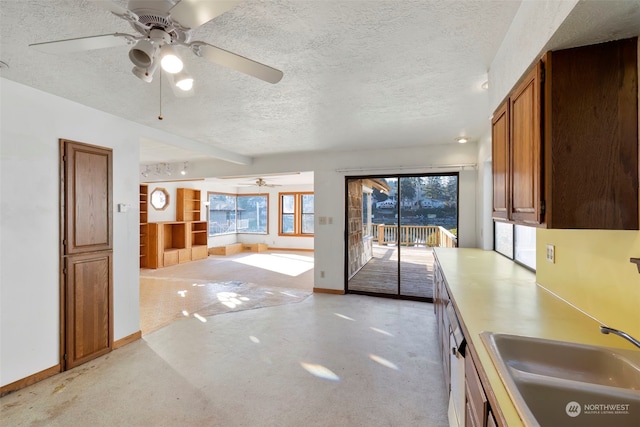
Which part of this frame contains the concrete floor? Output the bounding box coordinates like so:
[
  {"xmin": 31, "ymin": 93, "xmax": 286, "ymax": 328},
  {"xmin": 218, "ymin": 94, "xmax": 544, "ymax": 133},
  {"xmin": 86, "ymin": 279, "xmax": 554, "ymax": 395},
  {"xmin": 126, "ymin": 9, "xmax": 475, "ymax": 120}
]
[{"xmin": 1, "ymin": 293, "xmax": 449, "ymax": 426}]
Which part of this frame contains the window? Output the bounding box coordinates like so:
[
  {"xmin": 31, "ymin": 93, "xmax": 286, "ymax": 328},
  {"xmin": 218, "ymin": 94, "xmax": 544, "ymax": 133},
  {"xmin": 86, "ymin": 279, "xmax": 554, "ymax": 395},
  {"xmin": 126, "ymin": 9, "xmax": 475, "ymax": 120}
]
[
  {"xmin": 494, "ymin": 221, "xmax": 514, "ymax": 259},
  {"xmin": 208, "ymin": 192, "xmax": 268, "ymax": 236},
  {"xmin": 494, "ymin": 221, "xmax": 536, "ymax": 271},
  {"xmin": 237, "ymin": 195, "xmax": 268, "ymax": 233},
  {"xmin": 279, "ymin": 192, "xmax": 314, "ymax": 236}
]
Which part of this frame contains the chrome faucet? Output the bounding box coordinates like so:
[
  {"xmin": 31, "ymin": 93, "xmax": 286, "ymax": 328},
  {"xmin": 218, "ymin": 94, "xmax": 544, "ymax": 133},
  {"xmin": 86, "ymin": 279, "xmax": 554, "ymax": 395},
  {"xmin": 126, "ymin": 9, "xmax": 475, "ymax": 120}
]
[{"xmin": 600, "ymin": 326, "xmax": 640, "ymax": 349}]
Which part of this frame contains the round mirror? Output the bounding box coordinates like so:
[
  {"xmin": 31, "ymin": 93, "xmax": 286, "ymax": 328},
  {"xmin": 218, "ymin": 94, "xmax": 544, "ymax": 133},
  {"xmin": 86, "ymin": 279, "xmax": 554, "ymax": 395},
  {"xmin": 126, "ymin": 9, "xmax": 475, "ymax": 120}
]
[{"xmin": 150, "ymin": 187, "xmax": 169, "ymax": 211}]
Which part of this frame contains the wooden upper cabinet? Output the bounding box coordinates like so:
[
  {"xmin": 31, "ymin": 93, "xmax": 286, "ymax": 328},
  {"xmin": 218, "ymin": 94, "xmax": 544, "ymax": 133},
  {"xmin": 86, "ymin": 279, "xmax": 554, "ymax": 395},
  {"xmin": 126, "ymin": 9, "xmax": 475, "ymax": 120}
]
[
  {"xmin": 509, "ymin": 62, "xmax": 543, "ymax": 225},
  {"xmin": 491, "ymin": 37, "xmax": 638, "ymax": 230},
  {"xmin": 544, "ymin": 38, "xmax": 638, "ymax": 229},
  {"xmin": 491, "ymin": 100, "xmax": 509, "ymax": 221}
]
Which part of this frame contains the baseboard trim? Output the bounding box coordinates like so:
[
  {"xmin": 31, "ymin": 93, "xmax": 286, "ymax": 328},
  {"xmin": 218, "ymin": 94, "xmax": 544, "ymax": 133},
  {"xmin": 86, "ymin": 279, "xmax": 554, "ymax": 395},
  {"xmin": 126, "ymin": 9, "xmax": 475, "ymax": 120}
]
[
  {"xmin": 113, "ymin": 331, "xmax": 142, "ymax": 349},
  {"xmin": 0, "ymin": 364, "xmax": 60, "ymax": 397},
  {"xmin": 1, "ymin": 331, "xmax": 141, "ymax": 397},
  {"xmin": 268, "ymin": 247, "xmax": 314, "ymax": 252},
  {"xmin": 313, "ymin": 287, "xmax": 345, "ymax": 295}
]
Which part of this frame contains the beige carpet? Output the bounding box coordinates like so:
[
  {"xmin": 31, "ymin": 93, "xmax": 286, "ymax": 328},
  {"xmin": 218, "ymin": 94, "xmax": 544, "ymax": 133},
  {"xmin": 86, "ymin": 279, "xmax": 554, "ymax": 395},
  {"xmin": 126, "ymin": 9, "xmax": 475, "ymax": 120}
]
[
  {"xmin": 140, "ymin": 251, "xmax": 314, "ymax": 334},
  {"xmin": 140, "ymin": 278, "xmax": 311, "ymax": 334}
]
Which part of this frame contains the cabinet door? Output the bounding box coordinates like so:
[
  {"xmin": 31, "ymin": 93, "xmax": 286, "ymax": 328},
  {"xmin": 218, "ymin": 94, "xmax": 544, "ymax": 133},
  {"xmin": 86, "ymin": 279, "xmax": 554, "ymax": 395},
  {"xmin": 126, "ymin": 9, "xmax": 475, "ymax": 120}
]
[
  {"xmin": 545, "ymin": 39, "xmax": 638, "ymax": 229},
  {"xmin": 65, "ymin": 251, "xmax": 112, "ymax": 369},
  {"xmin": 491, "ymin": 101, "xmax": 509, "ymax": 220},
  {"xmin": 509, "ymin": 62, "xmax": 543, "ymax": 224}
]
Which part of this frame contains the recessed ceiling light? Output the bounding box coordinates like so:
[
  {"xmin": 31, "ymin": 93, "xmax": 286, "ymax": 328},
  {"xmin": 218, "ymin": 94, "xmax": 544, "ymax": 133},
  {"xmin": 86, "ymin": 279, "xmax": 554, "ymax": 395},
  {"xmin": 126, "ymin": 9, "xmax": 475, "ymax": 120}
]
[
  {"xmin": 456, "ymin": 137, "xmax": 469, "ymax": 144},
  {"xmin": 481, "ymin": 81, "xmax": 489, "ymax": 90}
]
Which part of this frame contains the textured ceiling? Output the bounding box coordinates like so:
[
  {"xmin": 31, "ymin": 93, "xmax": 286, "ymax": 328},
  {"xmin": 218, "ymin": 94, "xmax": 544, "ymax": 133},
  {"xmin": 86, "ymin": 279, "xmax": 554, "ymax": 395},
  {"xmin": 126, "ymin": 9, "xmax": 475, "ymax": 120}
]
[{"xmin": 0, "ymin": 0, "xmax": 523, "ymax": 163}]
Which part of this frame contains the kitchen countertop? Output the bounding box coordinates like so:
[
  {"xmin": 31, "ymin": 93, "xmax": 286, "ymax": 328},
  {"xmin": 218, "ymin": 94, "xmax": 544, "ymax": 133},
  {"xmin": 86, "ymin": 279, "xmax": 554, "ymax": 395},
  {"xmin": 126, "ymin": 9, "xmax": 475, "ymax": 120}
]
[{"xmin": 433, "ymin": 247, "xmax": 638, "ymax": 427}]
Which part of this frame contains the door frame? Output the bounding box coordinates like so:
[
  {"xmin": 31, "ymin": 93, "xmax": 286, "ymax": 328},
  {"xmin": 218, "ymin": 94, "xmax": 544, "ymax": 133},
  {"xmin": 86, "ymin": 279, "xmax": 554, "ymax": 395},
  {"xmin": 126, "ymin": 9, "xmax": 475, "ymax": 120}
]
[{"xmin": 344, "ymin": 172, "xmax": 459, "ymax": 302}]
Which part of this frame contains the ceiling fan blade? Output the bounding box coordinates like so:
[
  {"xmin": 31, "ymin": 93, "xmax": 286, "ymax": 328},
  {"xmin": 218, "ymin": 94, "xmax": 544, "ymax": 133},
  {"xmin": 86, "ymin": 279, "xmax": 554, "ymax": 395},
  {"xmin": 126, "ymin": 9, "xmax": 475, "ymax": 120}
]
[
  {"xmin": 192, "ymin": 43, "xmax": 283, "ymax": 84},
  {"xmin": 169, "ymin": 0, "xmax": 241, "ymax": 29},
  {"xmin": 29, "ymin": 33, "xmax": 133, "ymax": 54}
]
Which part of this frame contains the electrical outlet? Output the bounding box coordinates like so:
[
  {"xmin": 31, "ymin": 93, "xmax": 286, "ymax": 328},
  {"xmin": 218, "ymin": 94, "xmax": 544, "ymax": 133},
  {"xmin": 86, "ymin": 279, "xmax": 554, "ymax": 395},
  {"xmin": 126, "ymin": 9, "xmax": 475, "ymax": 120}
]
[
  {"xmin": 546, "ymin": 244, "xmax": 555, "ymax": 263},
  {"xmin": 320, "ymin": 271, "xmax": 325, "ymax": 278}
]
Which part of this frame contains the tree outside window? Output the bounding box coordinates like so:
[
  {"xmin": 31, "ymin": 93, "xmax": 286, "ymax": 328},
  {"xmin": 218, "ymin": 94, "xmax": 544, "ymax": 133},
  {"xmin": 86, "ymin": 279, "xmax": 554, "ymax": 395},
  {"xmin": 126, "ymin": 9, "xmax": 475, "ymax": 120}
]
[
  {"xmin": 237, "ymin": 195, "xmax": 268, "ymax": 233},
  {"xmin": 208, "ymin": 192, "xmax": 268, "ymax": 235}
]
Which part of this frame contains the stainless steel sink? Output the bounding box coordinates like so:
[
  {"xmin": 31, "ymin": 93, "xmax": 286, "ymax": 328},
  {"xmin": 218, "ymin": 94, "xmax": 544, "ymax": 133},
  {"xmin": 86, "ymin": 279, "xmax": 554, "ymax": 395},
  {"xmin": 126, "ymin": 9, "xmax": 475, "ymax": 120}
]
[{"xmin": 480, "ymin": 332, "xmax": 640, "ymax": 426}]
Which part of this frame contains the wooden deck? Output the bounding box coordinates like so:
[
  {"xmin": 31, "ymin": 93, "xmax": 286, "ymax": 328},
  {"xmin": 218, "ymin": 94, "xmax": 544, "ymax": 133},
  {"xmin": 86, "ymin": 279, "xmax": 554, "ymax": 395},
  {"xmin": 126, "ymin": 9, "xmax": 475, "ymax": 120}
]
[{"xmin": 347, "ymin": 244, "xmax": 434, "ymax": 299}]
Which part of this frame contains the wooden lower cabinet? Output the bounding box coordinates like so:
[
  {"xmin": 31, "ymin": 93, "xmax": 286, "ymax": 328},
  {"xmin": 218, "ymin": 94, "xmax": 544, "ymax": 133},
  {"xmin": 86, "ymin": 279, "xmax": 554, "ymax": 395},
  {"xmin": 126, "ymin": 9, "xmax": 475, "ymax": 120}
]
[
  {"xmin": 435, "ymin": 255, "xmax": 503, "ymax": 427},
  {"xmin": 487, "ymin": 410, "xmax": 498, "ymax": 427},
  {"xmin": 178, "ymin": 248, "xmax": 191, "ymax": 263},
  {"xmin": 163, "ymin": 249, "xmax": 179, "ymax": 267},
  {"xmin": 465, "ymin": 351, "xmax": 488, "ymax": 427},
  {"xmin": 148, "ymin": 221, "xmax": 208, "ymax": 268},
  {"xmin": 433, "ymin": 260, "xmax": 451, "ymax": 391},
  {"xmin": 191, "ymin": 245, "xmax": 208, "ymax": 260}
]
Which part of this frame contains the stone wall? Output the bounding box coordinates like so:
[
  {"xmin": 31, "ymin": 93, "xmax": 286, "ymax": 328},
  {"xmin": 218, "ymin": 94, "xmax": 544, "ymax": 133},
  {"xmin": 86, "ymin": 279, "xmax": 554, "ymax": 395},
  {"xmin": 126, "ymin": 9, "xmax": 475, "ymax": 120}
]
[{"xmin": 347, "ymin": 180, "xmax": 364, "ymax": 278}]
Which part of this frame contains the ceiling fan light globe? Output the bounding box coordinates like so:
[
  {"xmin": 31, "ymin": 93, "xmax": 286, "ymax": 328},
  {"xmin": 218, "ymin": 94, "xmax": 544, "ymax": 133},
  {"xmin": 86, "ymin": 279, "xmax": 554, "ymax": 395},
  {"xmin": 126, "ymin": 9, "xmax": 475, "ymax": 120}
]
[
  {"xmin": 175, "ymin": 74, "xmax": 193, "ymax": 91},
  {"xmin": 161, "ymin": 55, "xmax": 183, "ymax": 73},
  {"xmin": 129, "ymin": 39, "xmax": 155, "ymax": 68},
  {"xmin": 160, "ymin": 45, "xmax": 183, "ymax": 73}
]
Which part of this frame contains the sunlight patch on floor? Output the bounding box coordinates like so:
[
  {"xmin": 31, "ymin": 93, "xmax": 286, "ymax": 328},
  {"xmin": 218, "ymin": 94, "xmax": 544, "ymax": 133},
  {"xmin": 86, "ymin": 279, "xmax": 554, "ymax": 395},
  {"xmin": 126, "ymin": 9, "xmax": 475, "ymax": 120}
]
[
  {"xmin": 370, "ymin": 327, "xmax": 394, "ymax": 337},
  {"xmin": 232, "ymin": 253, "xmax": 314, "ymax": 276},
  {"xmin": 300, "ymin": 362, "xmax": 341, "ymax": 381},
  {"xmin": 369, "ymin": 354, "xmax": 399, "ymax": 370}
]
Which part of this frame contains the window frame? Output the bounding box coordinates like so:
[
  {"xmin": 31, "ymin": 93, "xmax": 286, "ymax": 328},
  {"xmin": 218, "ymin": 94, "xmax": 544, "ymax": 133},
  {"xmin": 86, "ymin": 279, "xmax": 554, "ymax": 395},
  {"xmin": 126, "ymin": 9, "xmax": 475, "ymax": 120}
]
[{"xmin": 278, "ymin": 191, "xmax": 314, "ymax": 237}]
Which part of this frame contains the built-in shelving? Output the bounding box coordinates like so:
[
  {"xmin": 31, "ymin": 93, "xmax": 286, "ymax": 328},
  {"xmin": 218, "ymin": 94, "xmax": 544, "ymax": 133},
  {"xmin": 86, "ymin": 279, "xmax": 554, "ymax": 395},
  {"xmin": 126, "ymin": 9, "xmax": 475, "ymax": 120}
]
[
  {"xmin": 146, "ymin": 188, "xmax": 209, "ymax": 268},
  {"xmin": 191, "ymin": 221, "xmax": 208, "ymax": 260},
  {"xmin": 177, "ymin": 188, "xmax": 201, "ymax": 222},
  {"xmin": 139, "ymin": 184, "xmax": 148, "ymax": 268}
]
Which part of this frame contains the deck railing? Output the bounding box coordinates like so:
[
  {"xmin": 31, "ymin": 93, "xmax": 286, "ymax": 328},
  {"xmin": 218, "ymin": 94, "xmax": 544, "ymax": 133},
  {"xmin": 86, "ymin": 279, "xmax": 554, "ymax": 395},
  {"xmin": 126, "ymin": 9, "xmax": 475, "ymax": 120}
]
[{"xmin": 369, "ymin": 224, "xmax": 457, "ymax": 248}]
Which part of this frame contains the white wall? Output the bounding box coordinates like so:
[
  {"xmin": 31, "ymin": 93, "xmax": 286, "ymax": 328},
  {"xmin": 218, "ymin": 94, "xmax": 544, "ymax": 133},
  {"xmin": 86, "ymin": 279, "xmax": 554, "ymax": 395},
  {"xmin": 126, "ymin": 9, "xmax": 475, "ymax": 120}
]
[
  {"xmin": 475, "ymin": 131, "xmax": 493, "ymax": 250},
  {"xmin": 488, "ymin": 0, "xmax": 579, "ymax": 112},
  {"xmin": 1, "ymin": 78, "xmax": 185, "ymax": 386}
]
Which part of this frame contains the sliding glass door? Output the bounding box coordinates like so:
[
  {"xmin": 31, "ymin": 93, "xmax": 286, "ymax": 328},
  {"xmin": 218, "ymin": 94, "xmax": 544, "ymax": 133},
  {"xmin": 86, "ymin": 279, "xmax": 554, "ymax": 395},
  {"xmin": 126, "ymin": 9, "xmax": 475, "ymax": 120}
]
[{"xmin": 345, "ymin": 174, "xmax": 458, "ymax": 301}]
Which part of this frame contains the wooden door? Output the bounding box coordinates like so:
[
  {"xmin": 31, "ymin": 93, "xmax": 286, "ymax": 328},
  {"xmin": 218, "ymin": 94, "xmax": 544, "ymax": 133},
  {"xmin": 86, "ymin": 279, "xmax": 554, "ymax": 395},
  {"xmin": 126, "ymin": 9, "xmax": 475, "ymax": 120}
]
[
  {"xmin": 509, "ymin": 62, "xmax": 543, "ymax": 224},
  {"xmin": 491, "ymin": 100, "xmax": 509, "ymax": 221},
  {"xmin": 60, "ymin": 139, "xmax": 113, "ymax": 370}
]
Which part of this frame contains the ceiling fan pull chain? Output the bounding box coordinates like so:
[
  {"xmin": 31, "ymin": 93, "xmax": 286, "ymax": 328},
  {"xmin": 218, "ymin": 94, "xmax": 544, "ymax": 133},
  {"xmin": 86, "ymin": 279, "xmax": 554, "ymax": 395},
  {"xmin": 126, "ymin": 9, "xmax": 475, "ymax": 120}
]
[{"xmin": 158, "ymin": 71, "xmax": 163, "ymax": 121}]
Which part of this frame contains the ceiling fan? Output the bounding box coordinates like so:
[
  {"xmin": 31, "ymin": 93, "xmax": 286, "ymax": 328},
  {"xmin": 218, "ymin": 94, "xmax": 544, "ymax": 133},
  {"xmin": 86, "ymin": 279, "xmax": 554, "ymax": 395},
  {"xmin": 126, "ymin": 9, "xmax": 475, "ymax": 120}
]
[
  {"xmin": 239, "ymin": 178, "xmax": 281, "ymax": 188},
  {"xmin": 29, "ymin": 0, "xmax": 283, "ymax": 96}
]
